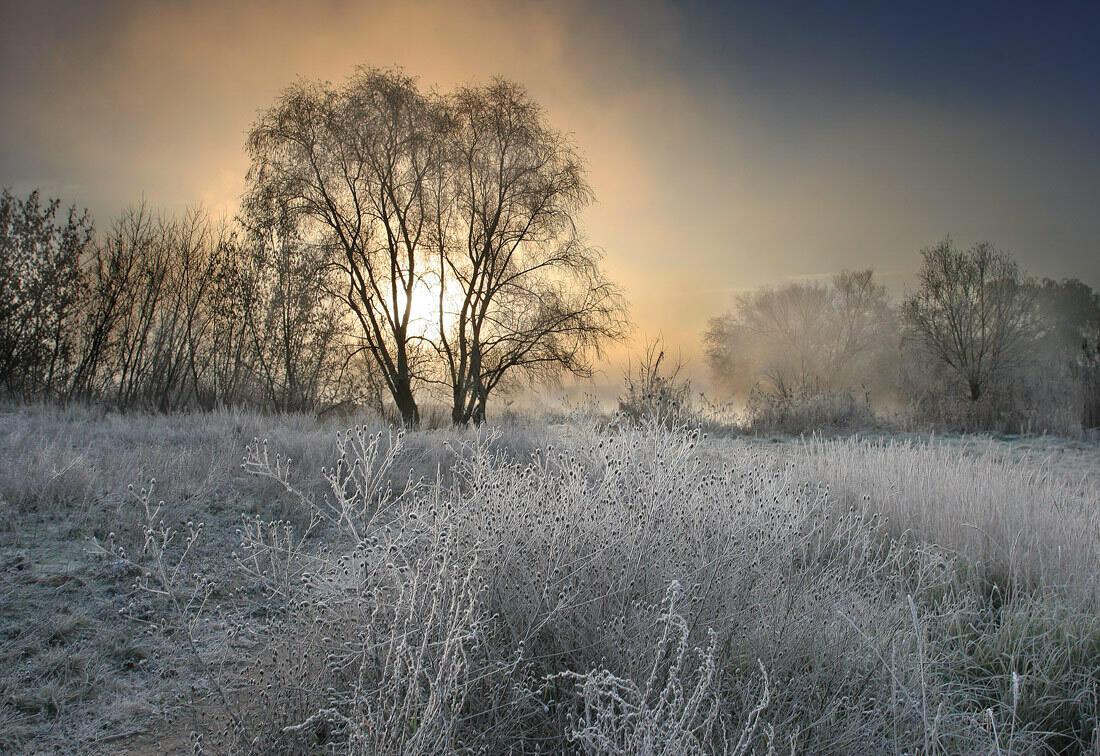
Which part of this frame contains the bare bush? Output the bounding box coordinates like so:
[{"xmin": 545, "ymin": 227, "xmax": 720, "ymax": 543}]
[{"xmin": 618, "ymin": 339, "xmax": 695, "ymax": 427}]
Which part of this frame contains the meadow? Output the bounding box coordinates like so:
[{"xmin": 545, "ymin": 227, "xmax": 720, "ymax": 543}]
[{"xmin": 1, "ymin": 405, "xmax": 1097, "ymax": 754}]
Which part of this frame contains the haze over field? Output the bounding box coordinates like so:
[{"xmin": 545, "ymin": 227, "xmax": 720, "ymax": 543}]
[
  {"xmin": 3, "ymin": 3, "xmax": 1100, "ymax": 753},
  {"xmin": 3, "ymin": 0, "xmax": 1099, "ymax": 373}
]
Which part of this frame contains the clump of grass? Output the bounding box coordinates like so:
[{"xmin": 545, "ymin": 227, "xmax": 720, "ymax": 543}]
[
  {"xmin": 791, "ymin": 435, "xmax": 1100, "ymax": 603},
  {"xmin": 941, "ymin": 597, "xmax": 1100, "ymax": 753}
]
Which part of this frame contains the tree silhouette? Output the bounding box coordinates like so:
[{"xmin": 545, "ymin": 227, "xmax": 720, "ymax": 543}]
[
  {"xmin": 431, "ymin": 80, "xmax": 626, "ymax": 424},
  {"xmin": 246, "ymin": 69, "xmax": 625, "ymax": 425},
  {"xmin": 245, "ymin": 68, "xmax": 447, "ymax": 426},
  {"xmin": 904, "ymin": 239, "xmax": 1035, "ymax": 402}
]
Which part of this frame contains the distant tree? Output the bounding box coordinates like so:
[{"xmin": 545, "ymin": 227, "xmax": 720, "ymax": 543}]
[
  {"xmin": 69, "ymin": 211, "xmax": 140, "ymax": 401},
  {"xmin": 197, "ymin": 232, "xmax": 257, "ymax": 409},
  {"xmin": 71, "ymin": 205, "xmax": 237, "ymax": 411},
  {"xmin": 704, "ymin": 269, "xmax": 893, "ymax": 399},
  {"xmin": 1032, "ymin": 278, "xmax": 1100, "ymax": 428},
  {"xmin": 234, "ymin": 214, "xmax": 351, "ymax": 412},
  {"xmin": 903, "ymin": 239, "xmax": 1035, "ymax": 402},
  {"xmin": 1033, "ymin": 278, "xmax": 1100, "ymax": 357},
  {"xmin": 107, "ymin": 209, "xmax": 229, "ymax": 411},
  {"xmin": 0, "ymin": 189, "xmax": 93, "ymax": 399},
  {"xmin": 244, "ymin": 68, "xmax": 448, "ymax": 426},
  {"xmin": 432, "ymin": 80, "xmax": 626, "ymax": 424}
]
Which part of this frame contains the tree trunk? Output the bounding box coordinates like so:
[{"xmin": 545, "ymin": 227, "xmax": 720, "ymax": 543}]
[
  {"xmin": 471, "ymin": 382, "xmax": 488, "ymax": 425},
  {"xmin": 393, "ymin": 376, "xmax": 420, "ymax": 427},
  {"xmin": 968, "ymin": 379, "xmax": 982, "ymax": 402},
  {"xmin": 451, "ymin": 396, "xmax": 467, "ymax": 427}
]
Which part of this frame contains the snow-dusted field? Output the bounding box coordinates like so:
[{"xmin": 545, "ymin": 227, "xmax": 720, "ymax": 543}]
[{"xmin": 1, "ymin": 406, "xmax": 1097, "ymax": 753}]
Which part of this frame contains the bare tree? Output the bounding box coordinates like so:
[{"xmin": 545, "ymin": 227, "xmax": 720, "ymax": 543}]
[
  {"xmin": 71, "ymin": 206, "xmax": 231, "ymax": 411},
  {"xmin": 0, "ymin": 189, "xmax": 93, "ymax": 399},
  {"xmin": 5, "ymin": 186, "xmax": 380, "ymax": 412},
  {"xmin": 110, "ymin": 210, "xmax": 227, "ymax": 411},
  {"xmin": 69, "ymin": 212, "xmax": 139, "ymax": 401},
  {"xmin": 234, "ymin": 215, "xmax": 351, "ymax": 412},
  {"xmin": 197, "ymin": 233, "xmax": 257, "ymax": 409},
  {"xmin": 704, "ymin": 269, "xmax": 893, "ymax": 399},
  {"xmin": 244, "ymin": 68, "xmax": 448, "ymax": 426},
  {"xmin": 903, "ymin": 239, "xmax": 1035, "ymax": 401},
  {"xmin": 432, "ymin": 80, "xmax": 626, "ymax": 424}
]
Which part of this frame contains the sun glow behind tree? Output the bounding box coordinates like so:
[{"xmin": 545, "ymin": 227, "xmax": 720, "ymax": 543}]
[{"xmin": 244, "ymin": 68, "xmax": 627, "ymax": 426}]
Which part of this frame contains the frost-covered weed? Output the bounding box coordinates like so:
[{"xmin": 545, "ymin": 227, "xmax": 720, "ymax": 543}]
[
  {"xmin": 556, "ymin": 582, "xmax": 769, "ymax": 756},
  {"xmin": 109, "ymin": 419, "xmax": 1098, "ymax": 753}
]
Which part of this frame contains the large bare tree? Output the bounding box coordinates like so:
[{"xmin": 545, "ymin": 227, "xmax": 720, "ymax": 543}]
[
  {"xmin": 245, "ymin": 68, "xmax": 447, "ymax": 425},
  {"xmin": 903, "ymin": 239, "xmax": 1035, "ymax": 401},
  {"xmin": 431, "ymin": 80, "xmax": 626, "ymax": 424}
]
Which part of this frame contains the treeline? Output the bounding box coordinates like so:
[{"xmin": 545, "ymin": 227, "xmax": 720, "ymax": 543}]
[
  {"xmin": 1, "ymin": 68, "xmax": 628, "ymax": 423},
  {"xmin": 705, "ymin": 240, "xmax": 1100, "ymax": 434},
  {"xmin": 0, "ymin": 189, "xmax": 375, "ymax": 413}
]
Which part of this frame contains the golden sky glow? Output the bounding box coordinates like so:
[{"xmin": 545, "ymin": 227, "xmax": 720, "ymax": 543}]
[{"xmin": 3, "ymin": 0, "xmax": 1099, "ymax": 386}]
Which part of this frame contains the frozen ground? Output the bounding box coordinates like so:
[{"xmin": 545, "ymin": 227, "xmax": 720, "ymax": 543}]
[{"xmin": 1, "ymin": 406, "xmax": 1097, "ymax": 753}]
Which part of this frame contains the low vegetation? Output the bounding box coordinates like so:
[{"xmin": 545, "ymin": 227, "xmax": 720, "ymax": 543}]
[{"xmin": 1, "ymin": 405, "xmax": 1096, "ymax": 753}]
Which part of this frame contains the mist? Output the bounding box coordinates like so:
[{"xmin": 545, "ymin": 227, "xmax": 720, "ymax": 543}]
[{"xmin": 3, "ymin": 3, "xmax": 1100, "ymax": 753}]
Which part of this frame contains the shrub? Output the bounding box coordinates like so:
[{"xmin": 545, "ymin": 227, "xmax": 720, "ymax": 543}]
[
  {"xmin": 618, "ymin": 340, "xmax": 695, "ymax": 427},
  {"xmin": 742, "ymin": 386, "xmax": 878, "ymax": 435}
]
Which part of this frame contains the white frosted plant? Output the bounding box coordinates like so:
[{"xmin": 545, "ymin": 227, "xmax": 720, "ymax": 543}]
[
  {"xmin": 556, "ymin": 581, "xmax": 770, "ymax": 756},
  {"xmin": 92, "ymin": 480, "xmax": 249, "ymax": 743},
  {"xmin": 91, "ymin": 415, "xmax": 1092, "ymax": 753},
  {"xmin": 242, "ymin": 425, "xmax": 417, "ymax": 543},
  {"xmin": 406, "ymin": 418, "xmax": 944, "ymax": 752},
  {"xmin": 339, "ymin": 549, "xmax": 489, "ymax": 754}
]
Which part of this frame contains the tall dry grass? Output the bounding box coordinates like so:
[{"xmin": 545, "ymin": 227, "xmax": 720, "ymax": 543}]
[{"xmin": 790, "ymin": 435, "xmax": 1100, "ymax": 603}]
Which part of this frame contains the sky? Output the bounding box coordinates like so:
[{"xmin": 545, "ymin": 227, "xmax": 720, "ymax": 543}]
[{"xmin": 2, "ymin": 0, "xmax": 1099, "ymax": 383}]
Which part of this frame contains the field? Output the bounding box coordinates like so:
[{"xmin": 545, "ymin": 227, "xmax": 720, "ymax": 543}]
[{"xmin": 1, "ymin": 405, "xmax": 1098, "ymax": 754}]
